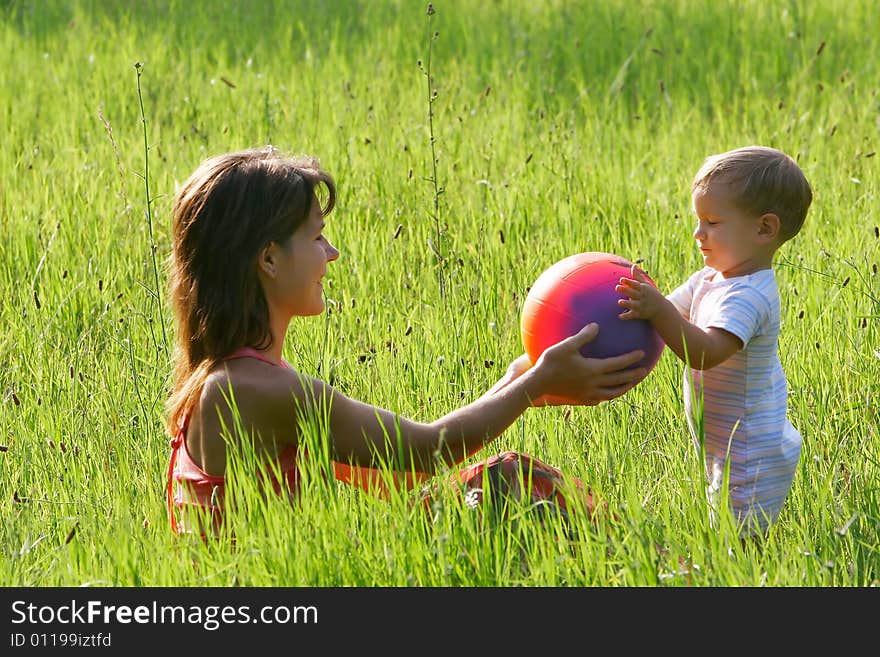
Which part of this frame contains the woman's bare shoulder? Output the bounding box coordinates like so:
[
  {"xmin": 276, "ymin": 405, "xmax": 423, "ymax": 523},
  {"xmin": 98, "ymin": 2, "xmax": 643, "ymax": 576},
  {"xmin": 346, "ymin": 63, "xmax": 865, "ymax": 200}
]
[
  {"xmin": 199, "ymin": 358, "xmax": 325, "ymax": 415},
  {"xmin": 196, "ymin": 358, "xmax": 328, "ymax": 445}
]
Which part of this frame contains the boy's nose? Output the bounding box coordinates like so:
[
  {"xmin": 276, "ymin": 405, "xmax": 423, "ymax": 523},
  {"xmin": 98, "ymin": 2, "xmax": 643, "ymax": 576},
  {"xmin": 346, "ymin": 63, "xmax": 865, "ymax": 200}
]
[{"xmin": 325, "ymin": 241, "xmax": 340, "ymax": 261}]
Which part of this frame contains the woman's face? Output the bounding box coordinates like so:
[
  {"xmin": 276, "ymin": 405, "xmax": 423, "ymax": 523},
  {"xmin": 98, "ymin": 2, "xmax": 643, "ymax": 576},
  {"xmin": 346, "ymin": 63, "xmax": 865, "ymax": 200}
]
[{"xmin": 269, "ymin": 198, "xmax": 339, "ymax": 317}]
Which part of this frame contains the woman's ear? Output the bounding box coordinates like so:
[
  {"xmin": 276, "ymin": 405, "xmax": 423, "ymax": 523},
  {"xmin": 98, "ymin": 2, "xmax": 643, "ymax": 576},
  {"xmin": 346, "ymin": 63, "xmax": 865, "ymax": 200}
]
[
  {"xmin": 757, "ymin": 213, "xmax": 781, "ymax": 243},
  {"xmin": 257, "ymin": 242, "xmax": 277, "ymax": 277}
]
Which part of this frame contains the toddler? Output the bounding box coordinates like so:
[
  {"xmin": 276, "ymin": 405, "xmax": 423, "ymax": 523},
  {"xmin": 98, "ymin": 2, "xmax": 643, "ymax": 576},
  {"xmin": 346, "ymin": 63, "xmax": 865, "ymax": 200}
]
[{"xmin": 617, "ymin": 145, "xmax": 812, "ymax": 537}]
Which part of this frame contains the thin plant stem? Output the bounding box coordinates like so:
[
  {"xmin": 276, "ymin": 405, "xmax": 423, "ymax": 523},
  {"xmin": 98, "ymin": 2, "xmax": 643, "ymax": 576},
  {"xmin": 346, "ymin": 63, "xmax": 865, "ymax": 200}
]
[
  {"xmin": 134, "ymin": 62, "xmax": 169, "ymax": 356},
  {"xmin": 422, "ymin": 3, "xmax": 446, "ymax": 297}
]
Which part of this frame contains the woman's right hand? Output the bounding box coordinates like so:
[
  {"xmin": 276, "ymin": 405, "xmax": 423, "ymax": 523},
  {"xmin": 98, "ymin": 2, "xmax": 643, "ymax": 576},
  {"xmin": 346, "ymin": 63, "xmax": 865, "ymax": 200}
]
[{"xmin": 525, "ymin": 323, "xmax": 647, "ymax": 406}]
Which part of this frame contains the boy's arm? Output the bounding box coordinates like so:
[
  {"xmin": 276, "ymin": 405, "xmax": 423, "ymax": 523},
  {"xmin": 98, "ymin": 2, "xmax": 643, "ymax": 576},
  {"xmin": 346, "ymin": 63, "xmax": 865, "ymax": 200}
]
[{"xmin": 616, "ymin": 266, "xmax": 741, "ymax": 370}]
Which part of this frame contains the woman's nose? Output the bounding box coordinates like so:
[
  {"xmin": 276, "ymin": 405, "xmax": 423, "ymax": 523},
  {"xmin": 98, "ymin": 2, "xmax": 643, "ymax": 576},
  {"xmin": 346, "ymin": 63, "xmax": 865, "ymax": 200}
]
[{"xmin": 325, "ymin": 240, "xmax": 340, "ymax": 261}]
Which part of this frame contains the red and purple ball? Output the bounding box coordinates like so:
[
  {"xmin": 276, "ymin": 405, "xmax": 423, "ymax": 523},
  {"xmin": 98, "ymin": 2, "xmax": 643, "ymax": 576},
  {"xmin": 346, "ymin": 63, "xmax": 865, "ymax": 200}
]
[{"xmin": 520, "ymin": 252, "xmax": 664, "ymax": 372}]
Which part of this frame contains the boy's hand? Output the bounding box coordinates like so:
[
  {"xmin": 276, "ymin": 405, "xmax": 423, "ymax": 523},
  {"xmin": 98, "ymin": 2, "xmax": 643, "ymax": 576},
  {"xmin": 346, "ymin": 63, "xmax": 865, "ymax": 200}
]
[{"xmin": 616, "ymin": 264, "xmax": 666, "ymax": 321}]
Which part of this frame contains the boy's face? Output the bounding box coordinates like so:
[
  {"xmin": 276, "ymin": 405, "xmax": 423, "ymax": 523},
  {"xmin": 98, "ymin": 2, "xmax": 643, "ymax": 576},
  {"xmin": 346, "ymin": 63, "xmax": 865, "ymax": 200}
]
[{"xmin": 691, "ymin": 182, "xmax": 772, "ymax": 278}]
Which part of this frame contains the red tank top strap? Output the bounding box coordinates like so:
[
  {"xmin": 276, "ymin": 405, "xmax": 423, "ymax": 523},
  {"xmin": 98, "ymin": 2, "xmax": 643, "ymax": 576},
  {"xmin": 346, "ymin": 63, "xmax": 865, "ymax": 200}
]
[
  {"xmin": 166, "ymin": 413, "xmax": 190, "ymax": 535},
  {"xmin": 225, "ymin": 347, "xmax": 282, "ymax": 367}
]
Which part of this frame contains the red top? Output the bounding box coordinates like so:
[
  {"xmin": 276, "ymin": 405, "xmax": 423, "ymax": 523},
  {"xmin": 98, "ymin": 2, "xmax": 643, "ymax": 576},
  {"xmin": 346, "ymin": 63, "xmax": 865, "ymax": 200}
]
[
  {"xmin": 166, "ymin": 347, "xmax": 429, "ymax": 537},
  {"xmin": 165, "ymin": 347, "xmax": 299, "ymax": 536}
]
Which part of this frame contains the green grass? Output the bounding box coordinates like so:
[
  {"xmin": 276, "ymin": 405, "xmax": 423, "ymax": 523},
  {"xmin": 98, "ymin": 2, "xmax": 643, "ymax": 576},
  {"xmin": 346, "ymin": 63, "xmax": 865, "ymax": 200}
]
[{"xmin": 1, "ymin": 0, "xmax": 878, "ymax": 586}]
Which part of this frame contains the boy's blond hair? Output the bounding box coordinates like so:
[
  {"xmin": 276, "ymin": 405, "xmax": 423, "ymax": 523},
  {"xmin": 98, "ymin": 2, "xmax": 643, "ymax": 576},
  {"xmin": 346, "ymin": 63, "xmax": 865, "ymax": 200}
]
[{"xmin": 692, "ymin": 145, "xmax": 812, "ymax": 243}]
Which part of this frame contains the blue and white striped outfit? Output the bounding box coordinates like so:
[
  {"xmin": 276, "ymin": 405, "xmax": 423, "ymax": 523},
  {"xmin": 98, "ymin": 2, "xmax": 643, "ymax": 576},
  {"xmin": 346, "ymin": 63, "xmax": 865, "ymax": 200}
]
[{"xmin": 667, "ymin": 267, "xmax": 801, "ymax": 536}]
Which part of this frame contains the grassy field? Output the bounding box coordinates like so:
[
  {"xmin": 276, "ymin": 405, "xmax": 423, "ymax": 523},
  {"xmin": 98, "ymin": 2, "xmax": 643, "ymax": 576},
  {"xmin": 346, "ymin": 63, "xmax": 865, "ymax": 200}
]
[{"xmin": 1, "ymin": 0, "xmax": 878, "ymax": 587}]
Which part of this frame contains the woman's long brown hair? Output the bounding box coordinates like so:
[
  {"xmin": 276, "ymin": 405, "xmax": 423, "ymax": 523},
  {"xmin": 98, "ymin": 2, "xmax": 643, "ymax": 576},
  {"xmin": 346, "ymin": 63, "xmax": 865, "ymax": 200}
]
[{"xmin": 165, "ymin": 146, "xmax": 336, "ymax": 435}]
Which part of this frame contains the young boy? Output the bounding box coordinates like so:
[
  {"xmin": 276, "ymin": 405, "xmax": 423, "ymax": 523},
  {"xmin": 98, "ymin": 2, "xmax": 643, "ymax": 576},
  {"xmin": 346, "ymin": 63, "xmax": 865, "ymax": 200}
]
[{"xmin": 616, "ymin": 145, "xmax": 813, "ymax": 538}]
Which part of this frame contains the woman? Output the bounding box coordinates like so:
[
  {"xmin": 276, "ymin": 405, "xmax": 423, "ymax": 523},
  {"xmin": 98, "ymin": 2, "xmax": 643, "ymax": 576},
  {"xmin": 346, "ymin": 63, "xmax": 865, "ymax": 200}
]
[{"xmin": 165, "ymin": 146, "xmax": 647, "ymax": 537}]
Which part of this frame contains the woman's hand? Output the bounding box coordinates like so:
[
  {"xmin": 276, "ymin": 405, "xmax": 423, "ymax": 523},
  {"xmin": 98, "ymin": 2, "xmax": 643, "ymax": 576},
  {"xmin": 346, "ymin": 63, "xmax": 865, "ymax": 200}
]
[
  {"xmin": 526, "ymin": 322, "xmax": 647, "ymax": 406},
  {"xmin": 485, "ymin": 353, "xmax": 533, "ymax": 396}
]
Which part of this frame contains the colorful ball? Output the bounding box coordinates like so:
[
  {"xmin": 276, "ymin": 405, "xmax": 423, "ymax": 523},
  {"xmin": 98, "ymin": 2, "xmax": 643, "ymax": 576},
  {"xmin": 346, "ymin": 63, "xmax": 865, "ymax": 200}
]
[{"xmin": 520, "ymin": 252, "xmax": 664, "ymax": 371}]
